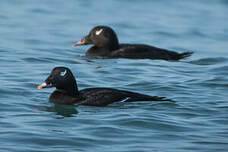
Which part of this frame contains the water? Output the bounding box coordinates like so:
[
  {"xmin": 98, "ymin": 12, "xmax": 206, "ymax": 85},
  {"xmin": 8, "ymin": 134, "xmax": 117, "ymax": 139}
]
[{"xmin": 0, "ymin": 0, "xmax": 228, "ymax": 151}]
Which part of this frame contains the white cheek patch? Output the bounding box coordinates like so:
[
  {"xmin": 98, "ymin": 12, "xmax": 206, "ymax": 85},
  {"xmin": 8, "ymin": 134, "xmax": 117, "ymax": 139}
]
[
  {"xmin": 60, "ymin": 69, "xmax": 67, "ymax": 77},
  {"xmin": 95, "ymin": 29, "xmax": 103, "ymax": 35}
]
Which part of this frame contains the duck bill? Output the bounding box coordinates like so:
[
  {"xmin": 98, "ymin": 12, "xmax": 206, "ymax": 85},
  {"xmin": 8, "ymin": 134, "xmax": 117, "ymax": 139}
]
[
  {"xmin": 72, "ymin": 40, "xmax": 86, "ymax": 47},
  {"xmin": 37, "ymin": 82, "xmax": 53, "ymax": 89}
]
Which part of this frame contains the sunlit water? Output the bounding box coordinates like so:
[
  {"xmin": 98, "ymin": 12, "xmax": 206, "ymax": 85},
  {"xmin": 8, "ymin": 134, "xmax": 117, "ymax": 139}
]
[{"xmin": 0, "ymin": 0, "xmax": 228, "ymax": 151}]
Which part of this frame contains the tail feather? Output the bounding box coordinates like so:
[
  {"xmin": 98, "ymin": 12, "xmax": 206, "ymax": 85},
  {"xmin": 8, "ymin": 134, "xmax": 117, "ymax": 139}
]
[
  {"xmin": 120, "ymin": 90, "xmax": 175, "ymax": 103},
  {"xmin": 125, "ymin": 93, "xmax": 175, "ymax": 102},
  {"xmin": 179, "ymin": 51, "xmax": 193, "ymax": 60},
  {"xmin": 148, "ymin": 96, "xmax": 175, "ymax": 102}
]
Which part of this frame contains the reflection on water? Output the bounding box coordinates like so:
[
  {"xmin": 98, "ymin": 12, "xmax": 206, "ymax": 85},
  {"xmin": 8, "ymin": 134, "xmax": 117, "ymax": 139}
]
[{"xmin": 46, "ymin": 104, "xmax": 79, "ymax": 117}]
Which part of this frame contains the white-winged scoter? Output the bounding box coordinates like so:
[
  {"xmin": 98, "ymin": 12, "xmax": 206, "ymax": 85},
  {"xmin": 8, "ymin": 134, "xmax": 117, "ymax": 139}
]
[
  {"xmin": 72, "ymin": 25, "xmax": 193, "ymax": 60},
  {"xmin": 38, "ymin": 67, "xmax": 173, "ymax": 106}
]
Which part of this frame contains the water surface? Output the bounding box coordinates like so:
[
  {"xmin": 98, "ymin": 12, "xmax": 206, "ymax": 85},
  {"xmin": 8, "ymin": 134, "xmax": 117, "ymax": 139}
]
[{"xmin": 0, "ymin": 0, "xmax": 228, "ymax": 151}]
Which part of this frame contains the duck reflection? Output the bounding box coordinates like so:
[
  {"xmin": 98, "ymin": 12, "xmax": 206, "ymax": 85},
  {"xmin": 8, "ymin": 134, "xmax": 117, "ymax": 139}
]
[{"xmin": 46, "ymin": 104, "xmax": 78, "ymax": 117}]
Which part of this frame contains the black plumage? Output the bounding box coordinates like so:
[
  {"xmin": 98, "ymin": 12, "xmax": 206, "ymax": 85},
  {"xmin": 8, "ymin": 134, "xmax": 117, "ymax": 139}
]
[
  {"xmin": 38, "ymin": 67, "xmax": 173, "ymax": 106},
  {"xmin": 73, "ymin": 25, "xmax": 193, "ymax": 60}
]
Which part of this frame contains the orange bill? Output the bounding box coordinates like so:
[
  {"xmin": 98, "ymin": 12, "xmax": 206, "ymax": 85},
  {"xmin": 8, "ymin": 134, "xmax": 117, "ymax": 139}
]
[
  {"xmin": 37, "ymin": 82, "xmax": 47, "ymax": 89},
  {"xmin": 72, "ymin": 40, "xmax": 86, "ymax": 47}
]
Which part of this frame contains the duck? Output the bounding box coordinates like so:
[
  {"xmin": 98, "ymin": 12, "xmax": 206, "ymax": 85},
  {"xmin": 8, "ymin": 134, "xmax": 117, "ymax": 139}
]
[
  {"xmin": 72, "ymin": 25, "xmax": 193, "ymax": 60},
  {"xmin": 38, "ymin": 67, "xmax": 173, "ymax": 106}
]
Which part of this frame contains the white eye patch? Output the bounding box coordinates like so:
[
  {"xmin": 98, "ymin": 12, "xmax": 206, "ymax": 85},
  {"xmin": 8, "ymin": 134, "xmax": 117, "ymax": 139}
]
[
  {"xmin": 60, "ymin": 69, "xmax": 67, "ymax": 77},
  {"xmin": 95, "ymin": 28, "xmax": 103, "ymax": 35}
]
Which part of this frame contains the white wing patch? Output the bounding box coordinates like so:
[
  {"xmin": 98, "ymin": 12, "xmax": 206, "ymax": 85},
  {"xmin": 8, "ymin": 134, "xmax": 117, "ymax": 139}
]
[
  {"xmin": 120, "ymin": 97, "xmax": 130, "ymax": 103},
  {"xmin": 95, "ymin": 28, "xmax": 103, "ymax": 35},
  {"xmin": 60, "ymin": 69, "xmax": 67, "ymax": 76}
]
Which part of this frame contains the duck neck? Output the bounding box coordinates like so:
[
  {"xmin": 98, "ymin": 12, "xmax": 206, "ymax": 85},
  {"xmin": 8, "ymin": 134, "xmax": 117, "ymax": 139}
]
[
  {"xmin": 107, "ymin": 40, "xmax": 119, "ymax": 51},
  {"xmin": 66, "ymin": 82, "xmax": 79, "ymax": 97},
  {"xmin": 57, "ymin": 79, "xmax": 79, "ymax": 97},
  {"xmin": 107, "ymin": 34, "xmax": 119, "ymax": 51}
]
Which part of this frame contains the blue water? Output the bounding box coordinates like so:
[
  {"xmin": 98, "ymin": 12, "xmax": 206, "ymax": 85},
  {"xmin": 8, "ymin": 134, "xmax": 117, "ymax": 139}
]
[{"xmin": 1, "ymin": 0, "xmax": 228, "ymax": 151}]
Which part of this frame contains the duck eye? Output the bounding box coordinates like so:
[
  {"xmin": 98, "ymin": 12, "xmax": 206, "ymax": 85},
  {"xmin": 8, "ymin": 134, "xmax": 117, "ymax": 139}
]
[
  {"xmin": 95, "ymin": 28, "xmax": 103, "ymax": 36},
  {"xmin": 60, "ymin": 69, "xmax": 67, "ymax": 77}
]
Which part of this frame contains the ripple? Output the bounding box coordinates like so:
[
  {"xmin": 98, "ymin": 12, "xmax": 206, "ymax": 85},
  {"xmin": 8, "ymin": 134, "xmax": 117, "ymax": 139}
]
[
  {"xmin": 210, "ymin": 65, "xmax": 228, "ymax": 75},
  {"xmin": 155, "ymin": 31, "xmax": 179, "ymax": 38},
  {"xmin": 22, "ymin": 57, "xmax": 54, "ymax": 63},
  {"xmin": 189, "ymin": 57, "xmax": 228, "ymax": 65},
  {"xmin": 29, "ymin": 8, "xmax": 53, "ymax": 14}
]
